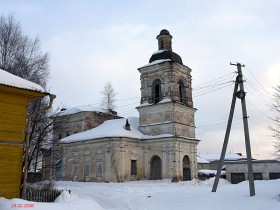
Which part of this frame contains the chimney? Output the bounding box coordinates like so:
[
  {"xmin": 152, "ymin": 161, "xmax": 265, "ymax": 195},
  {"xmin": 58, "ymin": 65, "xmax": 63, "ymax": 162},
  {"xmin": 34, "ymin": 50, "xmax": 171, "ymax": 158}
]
[{"xmin": 124, "ymin": 119, "xmax": 131, "ymax": 131}]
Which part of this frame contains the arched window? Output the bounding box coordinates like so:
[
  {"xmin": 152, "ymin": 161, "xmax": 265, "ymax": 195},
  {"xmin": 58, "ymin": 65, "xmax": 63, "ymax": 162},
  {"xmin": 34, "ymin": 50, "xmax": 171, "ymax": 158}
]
[
  {"xmin": 150, "ymin": 156, "xmax": 162, "ymax": 180},
  {"xmin": 161, "ymin": 41, "xmax": 164, "ymax": 49},
  {"xmin": 179, "ymin": 80, "xmax": 186, "ymax": 104},
  {"xmin": 182, "ymin": 155, "xmax": 191, "ymax": 181},
  {"xmin": 152, "ymin": 79, "xmax": 162, "ymax": 104}
]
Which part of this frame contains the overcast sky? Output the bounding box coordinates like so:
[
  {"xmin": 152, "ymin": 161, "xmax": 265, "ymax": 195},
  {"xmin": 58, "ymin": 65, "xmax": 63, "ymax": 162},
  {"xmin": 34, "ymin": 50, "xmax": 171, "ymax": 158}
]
[{"xmin": 1, "ymin": 0, "xmax": 280, "ymax": 159}]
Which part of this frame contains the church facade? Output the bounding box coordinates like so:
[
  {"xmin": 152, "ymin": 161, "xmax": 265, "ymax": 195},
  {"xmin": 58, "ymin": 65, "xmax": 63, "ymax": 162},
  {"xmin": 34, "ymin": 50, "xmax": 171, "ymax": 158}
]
[{"xmin": 59, "ymin": 29, "xmax": 199, "ymax": 182}]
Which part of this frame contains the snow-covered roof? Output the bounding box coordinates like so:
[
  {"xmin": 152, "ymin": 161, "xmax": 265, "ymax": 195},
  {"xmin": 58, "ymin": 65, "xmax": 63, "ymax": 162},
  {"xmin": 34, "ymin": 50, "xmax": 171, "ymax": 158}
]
[
  {"xmin": 57, "ymin": 105, "xmax": 109, "ymax": 117},
  {"xmin": 199, "ymin": 153, "xmax": 246, "ymax": 162},
  {"xmin": 152, "ymin": 50, "xmax": 165, "ymax": 55},
  {"xmin": 41, "ymin": 144, "xmax": 52, "ymax": 150},
  {"xmin": 0, "ymin": 69, "xmax": 45, "ymax": 93},
  {"xmin": 226, "ymin": 159, "xmax": 280, "ymax": 164},
  {"xmin": 59, "ymin": 117, "xmax": 173, "ymax": 144},
  {"xmin": 197, "ymin": 156, "xmax": 210, "ymax": 164},
  {"xmin": 198, "ymin": 169, "xmax": 226, "ymax": 176},
  {"xmin": 139, "ymin": 59, "xmax": 171, "ymax": 69}
]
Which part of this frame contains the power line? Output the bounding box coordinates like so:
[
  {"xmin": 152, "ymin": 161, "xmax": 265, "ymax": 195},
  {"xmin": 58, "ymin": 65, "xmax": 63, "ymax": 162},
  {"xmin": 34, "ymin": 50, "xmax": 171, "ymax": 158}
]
[
  {"xmin": 73, "ymin": 73, "xmax": 238, "ymax": 110},
  {"xmin": 246, "ymin": 99, "xmax": 272, "ymax": 120},
  {"xmin": 246, "ymin": 77, "xmax": 271, "ymax": 102},
  {"xmin": 193, "ymin": 72, "xmax": 235, "ymax": 90},
  {"xmin": 196, "ymin": 116, "xmax": 242, "ymax": 127},
  {"xmin": 245, "ymin": 66, "xmax": 271, "ymax": 95},
  {"xmin": 193, "ymin": 79, "xmax": 234, "ymax": 91},
  {"xmin": 193, "ymin": 82, "xmax": 234, "ymax": 98},
  {"xmin": 78, "ymin": 70, "xmax": 269, "ymax": 118},
  {"xmin": 245, "ymin": 79, "xmax": 271, "ymax": 106},
  {"xmin": 116, "ymin": 102, "xmax": 140, "ymax": 108},
  {"xmin": 115, "ymin": 97, "xmax": 140, "ymax": 102},
  {"xmin": 193, "ymin": 81, "xmax": 234, "ymax": 95}
]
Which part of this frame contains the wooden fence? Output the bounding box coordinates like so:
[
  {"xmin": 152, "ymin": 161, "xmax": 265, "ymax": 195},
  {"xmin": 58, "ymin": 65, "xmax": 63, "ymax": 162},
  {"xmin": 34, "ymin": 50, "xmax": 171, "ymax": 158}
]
[{"xmin": 25, "ymin": 189, "xmax": 71, "ymax": 202}]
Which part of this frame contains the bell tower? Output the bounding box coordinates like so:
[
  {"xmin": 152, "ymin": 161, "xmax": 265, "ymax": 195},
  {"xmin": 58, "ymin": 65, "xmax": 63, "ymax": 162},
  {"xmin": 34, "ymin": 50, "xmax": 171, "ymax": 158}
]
[{"xmin": 136, "ymin": 29, "xmax": 196, "ymax": 138}]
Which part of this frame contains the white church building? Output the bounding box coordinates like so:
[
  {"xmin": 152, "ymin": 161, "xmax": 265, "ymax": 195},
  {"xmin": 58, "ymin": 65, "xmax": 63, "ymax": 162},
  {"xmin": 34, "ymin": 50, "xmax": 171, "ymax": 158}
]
[{"xmin": 58, "ymin": 29, "xmax": 200, "ymax": 182}]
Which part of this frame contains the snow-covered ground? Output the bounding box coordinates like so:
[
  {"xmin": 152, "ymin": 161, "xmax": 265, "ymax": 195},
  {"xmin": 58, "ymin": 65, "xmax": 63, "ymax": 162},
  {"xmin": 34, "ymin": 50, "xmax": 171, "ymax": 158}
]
[{"xmin": 1, "ymin": 178, "xmax": 279, "ymax": 210}]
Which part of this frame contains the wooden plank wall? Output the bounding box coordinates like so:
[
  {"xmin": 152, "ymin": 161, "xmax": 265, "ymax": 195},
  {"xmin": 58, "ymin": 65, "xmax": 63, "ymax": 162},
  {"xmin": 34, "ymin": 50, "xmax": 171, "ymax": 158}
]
[
  {"xmin": 0, "ymin": 91, "xmax": 28, "ymax": 198},
  {"xmin": 0, "ymin": 92, "xmax": 28, "ymax": 142},
  {"xmin": 0, "ymin": 144, "xmax": 23, "ymax": 198}
]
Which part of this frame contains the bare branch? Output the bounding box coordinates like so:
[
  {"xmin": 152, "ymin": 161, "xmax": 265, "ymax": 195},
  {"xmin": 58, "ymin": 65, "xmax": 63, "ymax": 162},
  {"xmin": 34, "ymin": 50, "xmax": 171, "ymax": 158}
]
[
  {"xmin": 269, "ymin": 84, "xmax": 280, "ymax": 157},
  {"xmin": 0, "ymin": 14, "xmax": 52, "ymax": 180}
]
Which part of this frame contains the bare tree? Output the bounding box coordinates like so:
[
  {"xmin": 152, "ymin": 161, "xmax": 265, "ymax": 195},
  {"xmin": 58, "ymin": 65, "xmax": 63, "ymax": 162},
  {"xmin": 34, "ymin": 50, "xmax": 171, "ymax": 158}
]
[
  {"xmin": 270, "ymin": 84, "xmax": 280, "ymax": 157},
  {"xmin": 100, "ymin": 82, "xmax": 117, "ymax": 114},
  {"xmin": 0, "ymin": 14, "xmax": 51, "ymax": 179},
  {"xmin": 0, "ymin": 14, "xmax": 49, "ymax": 87}
]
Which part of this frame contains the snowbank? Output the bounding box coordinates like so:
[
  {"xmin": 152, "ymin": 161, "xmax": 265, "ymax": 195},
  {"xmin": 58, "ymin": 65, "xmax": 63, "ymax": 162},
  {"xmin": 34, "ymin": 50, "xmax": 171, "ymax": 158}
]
[
  {"xmin": 1, "ymin": 179, "xmax": 280, "ymax": 210},
  {"xmin": 0, "ymin": 190, "xmax": 103, "ymax": 210},
  {"xmin": 54, "ymin": 179, "xmax": 280, "ymax": 210}
]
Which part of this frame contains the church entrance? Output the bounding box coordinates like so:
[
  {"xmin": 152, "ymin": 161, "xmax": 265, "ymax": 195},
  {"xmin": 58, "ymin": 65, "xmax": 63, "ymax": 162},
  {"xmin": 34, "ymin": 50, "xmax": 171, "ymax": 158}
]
[
  {"xmin": 183, "ymin": 155, "xmax": 191, "ymax": 181},
  {"xmin": 150, "ymin": 156, "xmax": 162, "ymax": 180}
]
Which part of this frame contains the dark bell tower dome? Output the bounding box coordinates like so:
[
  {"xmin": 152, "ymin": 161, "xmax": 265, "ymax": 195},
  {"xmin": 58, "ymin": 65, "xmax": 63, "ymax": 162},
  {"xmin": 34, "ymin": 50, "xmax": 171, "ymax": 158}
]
[
  {"xmin": 158, "ymin": 29, "xmax": 170, "ymax": 35},
  {"xmin": 149, "ymin": 29, "xmax": 183, "ymax": 65}
]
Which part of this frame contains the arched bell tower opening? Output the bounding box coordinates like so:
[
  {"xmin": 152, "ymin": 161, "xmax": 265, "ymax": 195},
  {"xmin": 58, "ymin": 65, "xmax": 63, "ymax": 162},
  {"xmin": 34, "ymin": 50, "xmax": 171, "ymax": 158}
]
[
  {"xmin": 152, "ymin": 79, "xmax": 162, "ymax": 104},
  {"xmin": 179, "ymin": 80, "xmax": 186, "ymax": 104}
]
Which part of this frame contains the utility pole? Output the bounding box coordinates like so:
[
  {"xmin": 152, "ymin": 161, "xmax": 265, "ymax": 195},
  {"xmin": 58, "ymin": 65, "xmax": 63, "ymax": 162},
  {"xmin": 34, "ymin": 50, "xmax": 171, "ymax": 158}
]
[
  {"xmin": 211, "ymin": 63, "xmax": 255, "ymax": 197},
  {"xmin": 211, "ymin": 73, "xmax": 238, "ymax": 193}
]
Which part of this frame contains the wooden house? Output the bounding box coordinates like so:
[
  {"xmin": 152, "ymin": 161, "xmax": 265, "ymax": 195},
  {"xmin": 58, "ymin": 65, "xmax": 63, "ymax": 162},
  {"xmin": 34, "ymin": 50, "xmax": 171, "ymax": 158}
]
[{"xmin": 0, "ymin": 69, "xmax": 49, "ymax": 199}]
